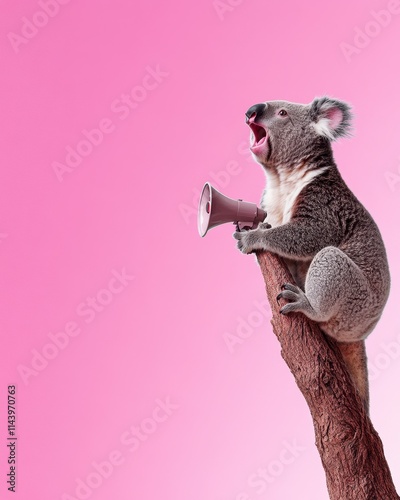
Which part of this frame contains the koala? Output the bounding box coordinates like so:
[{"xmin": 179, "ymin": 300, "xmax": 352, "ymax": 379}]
[{"xmin": 234, "ymin": 97, "xmax": 390, "ymax": 413}]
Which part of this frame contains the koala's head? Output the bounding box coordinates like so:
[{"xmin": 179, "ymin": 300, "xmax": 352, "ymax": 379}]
[{"xmin": 245, "ymin": 97, "xmax": 352, "ymax": 168}]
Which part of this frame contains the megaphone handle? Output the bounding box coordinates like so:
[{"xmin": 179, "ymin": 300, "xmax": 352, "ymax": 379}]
[
  {"xmin": 236, "ymin": 200, "xmax": 243, "ymax": 232},
  {"xmin": 235, "ymin": 221, "xmax": 254, "ymax": 232}
]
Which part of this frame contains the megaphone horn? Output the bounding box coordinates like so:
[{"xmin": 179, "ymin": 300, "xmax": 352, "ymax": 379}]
[{"xmin": 197, "ymin": 182, "xmax": 267, "ymax": 237}]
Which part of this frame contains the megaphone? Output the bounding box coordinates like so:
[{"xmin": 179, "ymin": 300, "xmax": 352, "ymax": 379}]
[{"xmin": 198, "ymin": 182, "xmax": 267, "ymax": 237}]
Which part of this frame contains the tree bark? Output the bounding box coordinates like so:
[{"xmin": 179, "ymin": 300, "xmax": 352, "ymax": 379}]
[{"xmin": 256, "ymin": 250, "xmax": 399, "ymax": 500}]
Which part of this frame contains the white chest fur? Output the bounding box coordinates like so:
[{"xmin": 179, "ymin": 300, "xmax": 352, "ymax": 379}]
[{"xmin": 261, "ymin": 165, "xmax": 327, "ymax": 227}]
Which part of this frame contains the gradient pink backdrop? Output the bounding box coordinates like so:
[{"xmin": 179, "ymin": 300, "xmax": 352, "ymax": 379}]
[{"xmin": 1, "ymin": 0, "xmax": 400, "ymax": 498}]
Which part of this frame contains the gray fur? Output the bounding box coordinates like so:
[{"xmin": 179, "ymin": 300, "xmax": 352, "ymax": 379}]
[{"xmin": 235, "ymin": 97, "xmax": 390, "ymax": 411}]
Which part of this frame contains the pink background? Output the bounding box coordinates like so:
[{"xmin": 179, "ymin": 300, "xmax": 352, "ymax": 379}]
[{"xmin": 1, "ymin": 0, "xmax": 400, "ymax": 498}]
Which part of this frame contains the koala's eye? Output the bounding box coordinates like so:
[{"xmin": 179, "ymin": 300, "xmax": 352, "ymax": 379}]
[{"xmin": 278, "ymin": 109, "xmax": 287, "ymax": 116}]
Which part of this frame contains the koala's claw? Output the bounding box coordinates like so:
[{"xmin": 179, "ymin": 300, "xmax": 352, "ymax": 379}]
[
  {"xmin": 277, "ymin": 284, "xmax": 297, "ymax": 304},
  {"xmin": 277, "ymin": 283, "xmax": 306, "ymax": 315},
  {"xmin": 233, "ymin": 229, "xmax": 256, "ymax": 254},
  {"xmin": 281, "ymin": 283, "xmax": 299, "ymax": 292}
]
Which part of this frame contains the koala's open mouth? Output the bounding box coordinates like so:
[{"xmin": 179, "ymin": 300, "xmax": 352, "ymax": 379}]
[{"xmin": 248, "ymin": 122, "xmax": 268, "ymax": 155}]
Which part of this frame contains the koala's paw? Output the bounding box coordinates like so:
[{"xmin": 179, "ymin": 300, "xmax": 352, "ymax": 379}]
[
  {"xmin": 233, "ymin": 228, "xmax": 262, "ymax": 254},
  {"xmin": 258, "ymin": 222, "xmax": 272, "ymax": 230},
  {"xmin": 277, "ymin": 283, "xmax": 309, "ymax": 315}
]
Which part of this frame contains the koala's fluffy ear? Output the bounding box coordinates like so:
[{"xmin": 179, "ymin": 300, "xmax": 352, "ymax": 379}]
[{"xmin": 310, "ymin": 97, "xmax": 352, "ymax": 141}]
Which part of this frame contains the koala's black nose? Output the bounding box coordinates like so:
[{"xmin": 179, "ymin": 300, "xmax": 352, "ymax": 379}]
[{"xmin": 245, "ymin": 103, "xmax": 266, "ymax": 122}]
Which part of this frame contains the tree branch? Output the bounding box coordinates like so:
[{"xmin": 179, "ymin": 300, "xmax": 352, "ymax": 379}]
[{"xmin": 256, "ymin": 250, "xmax": 399, "ymax": 500}]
